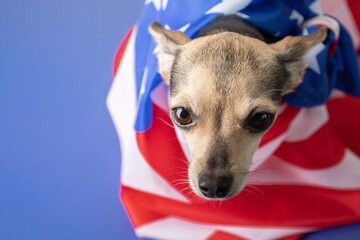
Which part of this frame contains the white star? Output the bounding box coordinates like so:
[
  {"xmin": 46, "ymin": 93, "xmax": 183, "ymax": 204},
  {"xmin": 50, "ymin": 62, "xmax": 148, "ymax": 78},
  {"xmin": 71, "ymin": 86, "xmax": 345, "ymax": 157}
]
[
  {"xmin": 152, "ymin": 23, "xmax": 191, "ymax": 55},
  {"xmin": 162, "ymin": 0, "xmax": 169, "ymax": 10},
  {"xmin": 205, "ymin": 0, "xmax": 252, "ymax": 18},
  {"xmin": 235, "ymin": 12, "xmax": 249, "ymax": 19},
  {"xmin": 303, "ymin": 28, "xmax": 325, "ymax": 75},
  {"xmin": 152, "ymin": 45, "xmax": 160, "ymax": 55},
  {"xmin": 145, "ymin": 0, "xmax": 169, "ymax": 11},
  {"xmin": 289, "ymin": 9, "xmax": 304, "ymax": 26},
  {"xmin": 145, "ymin": 0, "xmax": 161, "ymax": 11},
  {"xmin": 138, "ymin": 66, "xmax": 149, "ymax": 103},
  {"xmin": 177, "ymin": 23, "xmax": 191, "ymax": 32},
  {"xmin": 309, "ymin": 0, "xmax": 322, "ymax": 16}
]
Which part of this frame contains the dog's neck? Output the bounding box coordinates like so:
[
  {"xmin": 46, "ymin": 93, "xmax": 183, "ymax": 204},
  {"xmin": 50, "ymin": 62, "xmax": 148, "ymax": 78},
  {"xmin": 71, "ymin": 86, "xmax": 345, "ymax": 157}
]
[{"xmin": 196, "ymin": 15, "xmax": 279, "ymax": 43}]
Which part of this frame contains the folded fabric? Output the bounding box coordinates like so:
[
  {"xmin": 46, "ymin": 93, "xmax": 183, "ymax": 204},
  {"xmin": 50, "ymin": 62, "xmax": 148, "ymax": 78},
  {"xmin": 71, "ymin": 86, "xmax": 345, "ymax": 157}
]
[{"xmin": 107, "ymin": 1, "xmax": 360, "ymax": 239}]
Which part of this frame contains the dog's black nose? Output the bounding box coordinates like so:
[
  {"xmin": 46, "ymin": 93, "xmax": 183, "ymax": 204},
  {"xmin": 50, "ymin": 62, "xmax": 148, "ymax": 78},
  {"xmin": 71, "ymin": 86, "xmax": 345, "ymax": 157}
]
[{"xmin": 198, "ymin": 174, "xmax": 233, "ymax": 198}]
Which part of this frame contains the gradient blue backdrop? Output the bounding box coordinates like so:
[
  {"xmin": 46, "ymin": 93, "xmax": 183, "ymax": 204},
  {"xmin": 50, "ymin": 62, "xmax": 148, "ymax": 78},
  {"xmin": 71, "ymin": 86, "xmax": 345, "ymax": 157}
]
[
  {"xmin": 1, "ymin": 1, "xmax": 359, "ymax": 240},
  {"xmin": 0, "ymin": 0, "xmax": 143, "ymax": 239}
]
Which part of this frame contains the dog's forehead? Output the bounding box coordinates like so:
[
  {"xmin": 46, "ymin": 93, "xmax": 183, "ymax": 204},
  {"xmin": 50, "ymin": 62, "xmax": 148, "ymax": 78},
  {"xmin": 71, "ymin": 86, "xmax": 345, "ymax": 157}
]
[
  {"xmin": 184, "ymin": 32, "xmax": 276, "ymax": 65},
  {"xmin": 170, "ymin": 32, "xmax": 284, "ymax": 106}
]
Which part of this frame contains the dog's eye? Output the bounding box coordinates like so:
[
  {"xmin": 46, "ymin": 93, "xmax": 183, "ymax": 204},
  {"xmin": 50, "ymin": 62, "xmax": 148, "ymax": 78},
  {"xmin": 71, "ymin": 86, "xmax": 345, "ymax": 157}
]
[
  {"xmin": 248, "ymin": 112, "xmax": 274, "ymax": 132},
  {"xmin": 172, "ymin": 107, "xmax": 193, "ymax": 126}
]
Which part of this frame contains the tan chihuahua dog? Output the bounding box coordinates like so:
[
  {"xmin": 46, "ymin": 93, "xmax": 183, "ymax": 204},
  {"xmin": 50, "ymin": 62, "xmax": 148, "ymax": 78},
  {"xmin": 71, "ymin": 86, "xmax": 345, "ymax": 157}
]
[{"xmin": 149, "ymin": 15, "xmax": 327, "ymax": 200}]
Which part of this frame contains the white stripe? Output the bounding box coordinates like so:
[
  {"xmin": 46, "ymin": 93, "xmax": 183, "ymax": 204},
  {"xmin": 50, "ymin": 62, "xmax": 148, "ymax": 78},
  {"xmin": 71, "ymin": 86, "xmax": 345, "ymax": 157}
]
[
  {"xmin": 150, "ymin": 81, "xmax": 169, "ymax": 112},
  {"xmin": 135, "ymin": 217, "xmax": 315, "ymax": 240},
  {"xmin": 329, "ymin": 89, "xmax": 346, "ymax": 100},
  {"xmin": 107, "ymin": 27, "xmax": 189, "ymax": 203},
  {"xmin": 107, "ymin": 28, "xmax": 138, "ymax": 147},
  {"xmin": 277, "ymin": 103, "xmax": 287, "ymax": 115},
  {"xmin": 249, "ymin": 149, "xmax": 360, "ymax": 190},
  {"xmin": 285, "ymin": 105, "xmax": 329, "ymax": 142},
  {"xmin": 301, "ymin": 15, "xmax": 340, "ymax": 40},
  {"xmin": 251, "ymin": 134, "xmax": 286, "ymax": 170}
]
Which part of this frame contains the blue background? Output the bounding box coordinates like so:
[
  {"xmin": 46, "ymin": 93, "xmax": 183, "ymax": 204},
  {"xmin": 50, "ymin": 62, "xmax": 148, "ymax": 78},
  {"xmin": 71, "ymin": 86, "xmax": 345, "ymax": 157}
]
[
  {"xmin": 0, "ymin": 1, "xmax": 359, "ymax": 239},
  {"xmin": 0, "ymin": 0, "xmax": 143, "ymax": 239}
]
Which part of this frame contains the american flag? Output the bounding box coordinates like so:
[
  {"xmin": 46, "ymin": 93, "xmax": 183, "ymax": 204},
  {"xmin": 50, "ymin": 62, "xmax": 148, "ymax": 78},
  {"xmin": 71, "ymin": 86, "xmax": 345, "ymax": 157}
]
[{"xmin": 107, "ymin": 0, "xmax": 360, "ymax": 239}]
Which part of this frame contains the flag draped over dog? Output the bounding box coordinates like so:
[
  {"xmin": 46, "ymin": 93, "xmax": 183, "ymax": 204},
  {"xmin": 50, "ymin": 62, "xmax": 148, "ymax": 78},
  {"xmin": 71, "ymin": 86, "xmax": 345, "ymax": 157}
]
[{"xmin": 107, "ymin": 0, "xmax": 360, "ymax": 239}]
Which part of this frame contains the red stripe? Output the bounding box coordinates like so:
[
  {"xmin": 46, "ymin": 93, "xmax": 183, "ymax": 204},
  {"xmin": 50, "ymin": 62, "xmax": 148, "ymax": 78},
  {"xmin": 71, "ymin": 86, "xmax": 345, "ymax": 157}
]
[
  {"xmin": 120, "ymin": 186, "xmax": 167, "ymax": 229},
  {"xmin": 274, "ymin": 123, "xmax": 345, "ymax": 169},
  {"xmin": 206, "ymin": 231, "xmax": 304, "ymax": 240},
  {"xmin": 113, "ymin": 27, "xmax": 134, "ymax": 78},
  {"xmin": 327, "ymin": 96, "xmax": 360, "ymax": 157},
  {"xmin": 206, "ymin": 231, "xmax": 248, "ymax": 240},
  {"xmin": 121, "ymin": 185, "xmax": 360, "ymax": 229},
  {"xmin": 346, "ymin": 0, "xmax": 360, "ymax": 35},
  {"xmin": 135, "ymin": 103, "xmax": 196, "ymax": 198},
  {"xmin": 328, "ymin": 40, "xmax": 338, "ymax": 56}
]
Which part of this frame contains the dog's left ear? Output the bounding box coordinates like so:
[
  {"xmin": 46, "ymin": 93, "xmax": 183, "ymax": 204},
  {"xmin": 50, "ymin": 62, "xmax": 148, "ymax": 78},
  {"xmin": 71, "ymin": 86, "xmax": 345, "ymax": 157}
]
[
  {"xmin": 149, "ymin": 21, "xmax": 191, "ymax": 85},
  {"xmin": 271, "ymin": 27, "xmax": 327, "ymax": 95}
]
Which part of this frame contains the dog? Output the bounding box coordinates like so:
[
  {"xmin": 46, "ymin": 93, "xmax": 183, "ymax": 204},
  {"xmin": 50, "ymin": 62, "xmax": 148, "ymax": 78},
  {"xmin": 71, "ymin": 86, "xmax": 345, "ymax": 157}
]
[{"xmin": 148, "ymin": 15, "xmax": 327, "ymax": 200}]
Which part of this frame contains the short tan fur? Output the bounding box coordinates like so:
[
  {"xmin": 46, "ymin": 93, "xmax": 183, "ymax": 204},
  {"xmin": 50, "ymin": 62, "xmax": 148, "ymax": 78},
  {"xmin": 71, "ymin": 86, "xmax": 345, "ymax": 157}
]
[{"xmin": 149, "ymin": 17, "xmax": 327, "ymax": 199}]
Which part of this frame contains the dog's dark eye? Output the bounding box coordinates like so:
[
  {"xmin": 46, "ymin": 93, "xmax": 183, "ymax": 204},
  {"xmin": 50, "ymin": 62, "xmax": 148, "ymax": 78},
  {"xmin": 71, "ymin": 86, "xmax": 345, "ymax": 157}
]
[
  {"xmin": 247, "ymin": 112, "xmax": 274, "ymax": 132},
  {"xmin": 172, "ymin": 107, "xmax": 193, "ymax": 126}
]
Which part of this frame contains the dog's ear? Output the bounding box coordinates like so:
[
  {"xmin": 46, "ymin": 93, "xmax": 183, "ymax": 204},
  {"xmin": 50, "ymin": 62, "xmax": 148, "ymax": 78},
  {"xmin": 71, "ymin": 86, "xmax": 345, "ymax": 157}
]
[
  {"xmin": 271, "ymin": 27, "xmax": 327, "ymax": 95},
  {"xmin": 149, "ymin": 21, "xmax": 191, "ymax": 85}
]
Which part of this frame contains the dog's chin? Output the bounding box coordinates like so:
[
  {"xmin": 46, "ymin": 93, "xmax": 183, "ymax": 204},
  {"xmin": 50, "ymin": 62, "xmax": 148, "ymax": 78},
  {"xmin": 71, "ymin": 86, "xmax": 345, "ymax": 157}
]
[{"xmin": 189, "ymin": 175, "xmax": 249, "ymax": 201}]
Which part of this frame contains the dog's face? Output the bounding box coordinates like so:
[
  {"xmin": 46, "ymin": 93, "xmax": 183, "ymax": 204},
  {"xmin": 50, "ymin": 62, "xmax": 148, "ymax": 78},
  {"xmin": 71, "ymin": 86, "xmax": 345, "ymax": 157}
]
[{"xmin": 149, "ymin": 22, "xmax": 327, "ymax": 199}]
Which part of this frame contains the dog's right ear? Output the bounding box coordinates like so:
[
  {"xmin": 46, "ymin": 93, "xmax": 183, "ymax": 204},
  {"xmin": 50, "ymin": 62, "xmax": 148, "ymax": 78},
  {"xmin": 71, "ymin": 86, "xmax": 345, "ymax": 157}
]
[
  {"xmin": 149, "ymin": 21, "xmax": 191, "ymax": 85},
  {"xmin": 271, "ymin": 27, "xmax": 327, "ymax": 95}
]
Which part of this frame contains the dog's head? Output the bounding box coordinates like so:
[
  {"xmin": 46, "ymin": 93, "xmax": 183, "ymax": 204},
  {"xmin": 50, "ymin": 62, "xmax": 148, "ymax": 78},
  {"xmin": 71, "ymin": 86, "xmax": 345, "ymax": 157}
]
[{"xmin": 149, "ymin": 21, "xmax": 327, "ymax": 199}]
